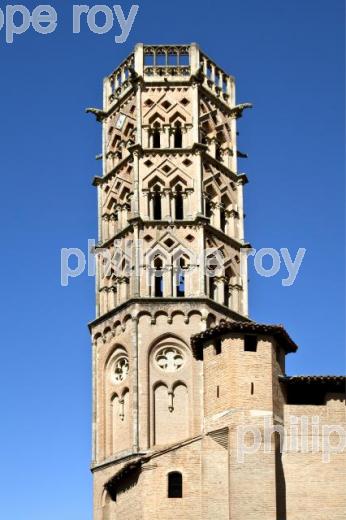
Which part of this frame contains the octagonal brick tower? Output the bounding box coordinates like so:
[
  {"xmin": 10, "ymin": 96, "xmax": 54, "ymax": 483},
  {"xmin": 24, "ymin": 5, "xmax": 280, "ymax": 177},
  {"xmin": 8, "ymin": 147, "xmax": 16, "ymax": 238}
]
[{"xmin": 88, "ymin": 43, "xmax": 252, "ymax": 519}]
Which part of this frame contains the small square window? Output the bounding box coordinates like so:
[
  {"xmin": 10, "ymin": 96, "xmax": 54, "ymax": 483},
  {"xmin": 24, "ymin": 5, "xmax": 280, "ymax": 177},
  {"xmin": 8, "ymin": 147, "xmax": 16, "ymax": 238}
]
[{"xmin": 244, "ymin": 335, "xmax": 257, "ymax": 352}]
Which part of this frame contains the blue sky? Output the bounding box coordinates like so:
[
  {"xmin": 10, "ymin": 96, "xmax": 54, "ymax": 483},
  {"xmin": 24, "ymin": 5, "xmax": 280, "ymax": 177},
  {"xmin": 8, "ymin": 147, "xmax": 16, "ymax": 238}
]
[{"xmin": 0, "ymin": 0, "xmax": 344, "ymax": 518}]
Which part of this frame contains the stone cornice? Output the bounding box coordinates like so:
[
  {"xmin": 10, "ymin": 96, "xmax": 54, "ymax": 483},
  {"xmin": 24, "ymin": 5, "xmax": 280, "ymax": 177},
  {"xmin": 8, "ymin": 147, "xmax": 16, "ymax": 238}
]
[
  {"xmin": 92, "ymin": 154, "xmax": 133, "ymax": 186},
  {"xmin": 93, "ymin": 144, "xmax": 248, "ymax": 187},
  {"xmin": 104, "ymin": 82, "xmax": 137, "ymax": 117},
  {"xmin": 95, "ymin": 435, "xmax": 203, "ymax": 484},
  {"xmin": 92, "ymin": 216, "xmax": 250, "ymax": 258},
  {"xmin": 88, "ymin": 297, "xmax": 249, "ymax": 331},
  {"xmin": 93, "ymin": 214, "xmax": 211, "ymax": 248},
  {"xmin": 202, "ymin": 150, "xmax": 245, "ymax": 183},
  {"xmin": 204, "ymin": 222, "xmax": 251, "ymax": 250},
  {"xmin": 280, "ymin": 375, "xmax": 346, "ymax": 385}
]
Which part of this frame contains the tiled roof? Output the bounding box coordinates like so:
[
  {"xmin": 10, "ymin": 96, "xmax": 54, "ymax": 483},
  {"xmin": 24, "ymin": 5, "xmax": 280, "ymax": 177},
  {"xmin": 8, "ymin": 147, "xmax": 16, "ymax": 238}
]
[
  {"xmin": 191, "ymin": 321, "xmax": 298, "ymax": 358},
  {"xmin": 105, "ymin": 456, "xmax": 149, "ymax": 499},
  {"xmin": 280, "ymin": 375, "xmax": 346, "ymax": 384}
]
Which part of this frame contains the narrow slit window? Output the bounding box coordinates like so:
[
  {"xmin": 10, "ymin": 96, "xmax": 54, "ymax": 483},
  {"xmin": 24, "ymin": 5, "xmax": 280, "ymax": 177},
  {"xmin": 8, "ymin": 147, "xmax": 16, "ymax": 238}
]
[
  {"xmin": 206, "ymin": 200, "xmax": 212, "ymax": 218},
  {"xmin": 208, "ymin": 276, "xmax": 215, "ymax": 300},
  {"xmin": 153, "ymin": 186, "xmax": 162, "ymax": 220},
  {"xmin": 177, "ymin": 257, "xmax": 185, "ymax": 297},
  {"xmin": 174, "ymin": 123, "xmax": 183, "ymax": 148},
  {"xmin": 175, "ymin": 185, "xmax": 184, "ymax": 220},
  {"xmin": 216, "ymin": 144, "xmax": 222, "ymax": 161},
  {"xmin": 154, "ymin": 257, "xmax": 163, "ymax": 297},
  {"xmin": 223, "ymin": 282, "xmax": 230, "ymax": 307},
  {"xmin": 153, "ymin": 125, "xmax": 161, "ymax": 148},
  {"xmin": 220, "ymin": 207, "xmax": 226, "ymax": 232}
]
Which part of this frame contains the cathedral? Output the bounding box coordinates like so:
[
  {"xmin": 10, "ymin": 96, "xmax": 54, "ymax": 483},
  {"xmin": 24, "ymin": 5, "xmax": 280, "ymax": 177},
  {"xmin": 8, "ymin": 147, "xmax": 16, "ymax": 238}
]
[{"xmin": 87, "ymin": 44, "xmax": 345, "ymax": 519}]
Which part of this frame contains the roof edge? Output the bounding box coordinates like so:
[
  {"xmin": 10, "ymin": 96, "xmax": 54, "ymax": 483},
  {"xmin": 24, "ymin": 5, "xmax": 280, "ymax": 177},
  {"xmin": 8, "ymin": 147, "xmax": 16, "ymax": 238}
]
[{"xmin": 191, "ymin": 321, "xmax": 298, "ymax": 357}]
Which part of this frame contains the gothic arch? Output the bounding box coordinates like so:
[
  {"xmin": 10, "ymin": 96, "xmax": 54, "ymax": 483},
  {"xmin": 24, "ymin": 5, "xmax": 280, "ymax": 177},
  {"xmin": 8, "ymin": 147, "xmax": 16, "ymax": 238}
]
[
  {"xmin": 148, "ymin": 333, "xmax": 190, "ymax": 355},
  {"xmin": 147, "ymin": 174, "xmax": 166, "ymax": 189},
  {"xmin": 148, "ymin": 111, "xmax": 165, "ymax": 125},
  {"xmin": 170, "ymin": 309, "xmax": 186, "ymax": 322},
  {"xmin": 149, "ymin": 335, "xmax": 191, "ymax": 447},
  {"xmin": 169, "ymin": 110, "xmax": 187, "ymax": 124},
  {"xmin": 104, "ymin": 343, "xmax": 128, "ymax": 368},
  {"xmin": 187, "ymin": 309, "xmax": 203, "ymax": 325}
]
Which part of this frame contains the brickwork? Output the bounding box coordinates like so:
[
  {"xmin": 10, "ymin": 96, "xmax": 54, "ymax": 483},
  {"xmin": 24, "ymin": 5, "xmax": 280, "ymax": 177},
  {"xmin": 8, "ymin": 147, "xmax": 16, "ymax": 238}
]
[{"xmin": 88, "ymin": 44, "xmax": 346, "ymax": 520}]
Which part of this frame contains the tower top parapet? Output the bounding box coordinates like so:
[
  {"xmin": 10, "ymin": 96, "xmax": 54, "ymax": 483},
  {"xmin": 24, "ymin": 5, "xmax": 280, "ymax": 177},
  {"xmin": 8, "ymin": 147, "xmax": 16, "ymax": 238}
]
[{"xmin": 104, "ymin": 43, "xmax": 237, "ymax": 110}]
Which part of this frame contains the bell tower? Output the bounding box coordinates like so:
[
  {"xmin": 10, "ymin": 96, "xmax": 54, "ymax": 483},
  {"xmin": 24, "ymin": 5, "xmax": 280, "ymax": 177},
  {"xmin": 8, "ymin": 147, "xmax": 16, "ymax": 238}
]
[{"xmin": 88, "ymin": 43, "xmax": 252, "ymax": 519}]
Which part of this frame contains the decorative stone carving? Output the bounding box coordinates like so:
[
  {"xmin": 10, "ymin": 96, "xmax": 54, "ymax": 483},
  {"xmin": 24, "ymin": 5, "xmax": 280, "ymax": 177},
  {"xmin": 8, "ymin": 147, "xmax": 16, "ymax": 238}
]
[
  {"xmin": 113, "ymin": 356, "xmax": 129, "ymax": 383},
  {"xmin": 155, "ymin": 347, "xmax": 184, "ymax": 372}
]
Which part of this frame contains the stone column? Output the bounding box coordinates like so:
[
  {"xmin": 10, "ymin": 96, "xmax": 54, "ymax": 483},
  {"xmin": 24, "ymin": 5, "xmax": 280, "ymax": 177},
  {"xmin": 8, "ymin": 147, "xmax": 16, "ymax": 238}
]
[
  {"xmin": 228, "ymin": 210, "xmax": 236, "ymax": 238},
  {"xmin": 186, "ymin": 188, "xmax": 193, "ymax": 219},
  {"xmin": 163, "ymin": 188, "xmax": 171, "ymax": 220},
  {"xmin": 230, "ymin": 115, "xmax": 237, "ymax": 172},
  {"xmin": 190, "ymin": 42, "xmax": 200, "ymax": 75},
  {"xmin": 134, "ymin": 43, "xmax": 144, "ymax": 76},
  {"xmin": 214, "ymin": 204, "xmax": 221, "ymax": 229},
  {"xmin": 101, "ymin": 215, "xmax": 107, "ymax": 242},
  {"xmin": 142, "ymin": 189, "xmax": 150, "ymax": 219},
  {"xmin": 132, "ymin": 149, "xmax": 140, "ymax": 217},
  {"xmin": 215, "ymin": 277, "xmax": 224, "ymax": 305},
  {"xmin": 182, "ymin": 192, "xmax": 188, "ymax": 220},
  {"xmin": 237, "ymin": 179, "xmax": 245, "ymax": 243},
  {"xmin": 199, "ymin": 225, "xmax": 206, "ymax": 296},
  {"xmin": 231, "ymin": 284, "xmax": 240, "ymax": 313},
  {"xmin": 209, "ymin": 137, "xmax": 217, "ymax": 158},
  {"xmin": 165, "ymin": 264, "xmax": 173, "ymax": 297},
  {"xmin": 149, "ymin": 193, "xmax": 154, "ymax": 220},
  {"xmin": 191, "ymin": 81, "xmax": 199, "ymax": 144},
  {"xmin": 162, "ymin": 124, "xmax": 170, "ymax": 148}
]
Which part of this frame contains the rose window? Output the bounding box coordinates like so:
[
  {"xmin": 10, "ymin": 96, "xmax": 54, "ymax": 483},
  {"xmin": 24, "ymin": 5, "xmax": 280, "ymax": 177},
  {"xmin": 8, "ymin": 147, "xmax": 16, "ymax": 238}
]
[
  {"xmin": 155, "ymin": 347, "xmax": 184, "ymax": 372},
  {"xmin": 113, "ymin": 356, "xmax": 129, "ymax": 383}
]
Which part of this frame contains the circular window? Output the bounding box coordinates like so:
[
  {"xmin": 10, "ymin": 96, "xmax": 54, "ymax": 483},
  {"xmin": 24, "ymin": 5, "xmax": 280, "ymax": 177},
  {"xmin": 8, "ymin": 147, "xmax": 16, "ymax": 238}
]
[
  {"xmin": 113, "ymin": 356, "xmax": 129, "ymax": 383},
  {"xmin": 155, "ymin": 347, "xmax": 184, "ymax": 372}
]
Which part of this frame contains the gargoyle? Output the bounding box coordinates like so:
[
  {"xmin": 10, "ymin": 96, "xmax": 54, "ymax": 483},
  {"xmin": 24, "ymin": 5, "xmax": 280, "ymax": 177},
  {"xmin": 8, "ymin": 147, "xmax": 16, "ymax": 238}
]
[
  {"xmin": 230, "ymin": 103, "xmax": 253, "ymax": 118},
  {"xmin": 128, "ymin": 67, "xmax": 139, "ymax": 83},
  {"xmin": 85, "ymin": 107, "xmax": 106, "ymax": 122}
]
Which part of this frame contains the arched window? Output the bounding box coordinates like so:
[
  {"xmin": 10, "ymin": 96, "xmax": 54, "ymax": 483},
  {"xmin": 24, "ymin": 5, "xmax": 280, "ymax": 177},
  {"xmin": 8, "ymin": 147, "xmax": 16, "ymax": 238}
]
[
  {"xmin": 215, "ymin": 143, "xmax": 222, "ymax": 161},
  {"xmin": 154, "ymin": 257, "xmax": 163, "ymax": 297},
  {"xmin": 168, "ymin": 471, "xmax": 183, "ymax": 498},
  {"xmin": 153, "ymin": 185, "xmax": 162, "ymax": 220},
  {"xmin": 208, "ymin": 276, "xmax": 215, "ymax": 299},
  {"xmin": 175, "ymin": 184, "xmax": 184, "ymax": 220},
  {"xmin": 224, "ymin": 267, "xmax": 232, "ymax": 307},
  {"xmin": 174, "ymin": 122, "xmax": 183, "ymax": 148},
  {"xmin": 177, "ymin": 257, "xmax": 185, "ymax": 297},
  {"xmin": 223, "ymin": 281, "xmax": 230, "ymax": 306},
  {"xmin": 220, "ymin": 195, "xmax": 230, "ymax": 233},
  {"xmin": 220, "ymin": 207, "xmax": 226, "ymax": 232},
  {"xmin": 153, "ymin": 123, "xmax": 161, "ymax": 148},
  {"xmin": 206, "ymin": 199, "xmax": 212, "ymax": 218}
]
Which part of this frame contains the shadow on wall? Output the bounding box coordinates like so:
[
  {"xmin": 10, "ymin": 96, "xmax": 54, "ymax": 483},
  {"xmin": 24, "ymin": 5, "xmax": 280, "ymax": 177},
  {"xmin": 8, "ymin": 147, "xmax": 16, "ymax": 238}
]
[{"xmin": 275, "ymin": 435, "xmax": 287, "ymax": 520}]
